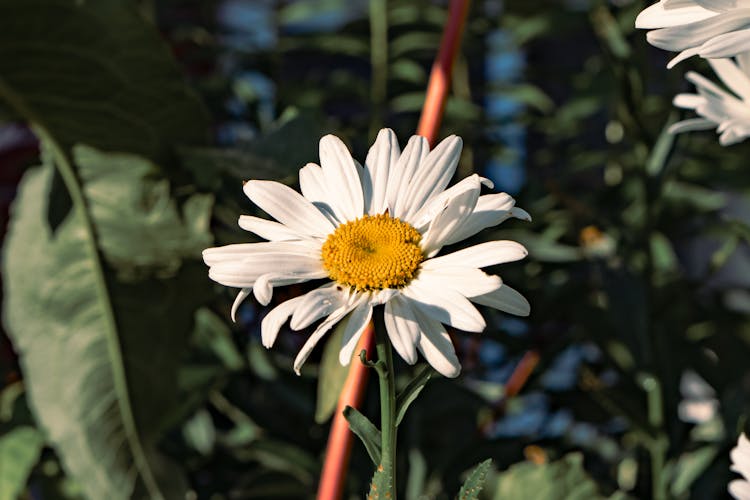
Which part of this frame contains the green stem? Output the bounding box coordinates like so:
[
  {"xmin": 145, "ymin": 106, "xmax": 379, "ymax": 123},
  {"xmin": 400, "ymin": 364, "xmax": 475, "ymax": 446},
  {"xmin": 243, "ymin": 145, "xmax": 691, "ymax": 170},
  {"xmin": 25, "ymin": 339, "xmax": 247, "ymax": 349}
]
[
  {"xmin": 369, "ymin": 0, "xmax": 388, "ymax": 138},
  {"xmin": 375, "ymin": 325, "xmax": 397, "ymax": 498}
]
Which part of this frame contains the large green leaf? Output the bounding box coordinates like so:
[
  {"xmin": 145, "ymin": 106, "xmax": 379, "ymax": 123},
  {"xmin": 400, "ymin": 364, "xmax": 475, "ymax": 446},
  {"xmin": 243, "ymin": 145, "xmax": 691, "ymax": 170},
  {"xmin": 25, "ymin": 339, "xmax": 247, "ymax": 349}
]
[
  {"xmin": 0, "ymin": 426, "xmax": 44, "ymax": 500},
  {"xmin": 488, "ymin": 453, "xmax": 603, "ymax": 500},
  {"xmin": 75, "ymin": 145, "xmax": 213, "ymax": 280},
  {"xmin": 0, "ymin": 0, "xmax": 209, "ymax": 162},
  {"xmin": 2, "ymin": 158, "xmax": 209, "ymax": 499}
]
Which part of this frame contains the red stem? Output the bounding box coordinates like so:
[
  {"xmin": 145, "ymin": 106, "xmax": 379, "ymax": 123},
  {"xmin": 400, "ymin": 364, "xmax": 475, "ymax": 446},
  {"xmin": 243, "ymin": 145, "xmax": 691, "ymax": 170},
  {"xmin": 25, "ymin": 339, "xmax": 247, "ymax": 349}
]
[{"xmin": 316, "ymin": 2, "xmax": 471, "ymax": 498}]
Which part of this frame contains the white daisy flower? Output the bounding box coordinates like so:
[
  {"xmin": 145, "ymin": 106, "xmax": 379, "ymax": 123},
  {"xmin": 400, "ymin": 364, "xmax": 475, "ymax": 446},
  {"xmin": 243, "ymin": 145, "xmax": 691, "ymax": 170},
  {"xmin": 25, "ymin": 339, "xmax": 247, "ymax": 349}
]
[
  {"xmin": 730, "ymin": 433, "xmax": 750, "ymax": 499},
  {"xmin": 203, "ymin": 129, "xmax": 531, "ymax": 378},
  {"xmin": 668, "ymin": 56, "xmax": 750, "ymax": 145},
  {"xmin": 635, "ymin": 0, "xmax": 750, "ymax": 67}
]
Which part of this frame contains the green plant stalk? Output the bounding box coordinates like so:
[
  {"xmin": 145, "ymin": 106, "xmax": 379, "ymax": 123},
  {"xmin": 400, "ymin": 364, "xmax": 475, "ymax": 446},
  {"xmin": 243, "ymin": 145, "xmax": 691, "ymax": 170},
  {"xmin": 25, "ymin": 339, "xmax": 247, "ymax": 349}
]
[
  {"xmin": 376, "ymin": 325, "xmax": 398, "ymax": 497},
  {"xmin": 369, "ymin": 0, "xmax": 388, "ymax": 138}
]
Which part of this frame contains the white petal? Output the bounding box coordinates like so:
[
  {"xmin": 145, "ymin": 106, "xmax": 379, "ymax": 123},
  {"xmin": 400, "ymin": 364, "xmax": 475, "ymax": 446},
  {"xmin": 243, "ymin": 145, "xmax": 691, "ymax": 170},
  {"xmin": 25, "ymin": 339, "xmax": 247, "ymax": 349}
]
[
  {"xmin": 636, "ymin": 1, "xmax": 716, "ymax": 29},
  {"xmin": 338, "ymin": 300, "xmax": 374, "ymax": 365},
  {"xmin": 667, "ymin": 47, "xmax": 702, "ymax": 68},
  {"xmin": 388, "ymin": 135, "xmax": 430, "ymax": 216},
  {"xmin": 417, "ymin": 266, "xmax": 502, "ymax": 298},
  {"xmin": 700, "ymin": 27, "xmax": 750, "ymax": 58},
  {"xmin": 203, "ymin": 240, "xmax": 320, "ymax": 266},
  {"xmin": 443, "ymin": 193, "xmax": 530, "ymax": 246},
  {"xmin": 668, "ymin": 118, "xmax": 718, "ymax": 134},
  {"xmin": 422, "ymin": 240, "xmax": 528, "ymax": 270},
  {"xmin": 673, "ymin": 93, "xmax": 707, "ymax": 109},
  {"xmin": 646, "ymin": 9, "xmax": 750, "ymax": 52},
  {"xmin": 708, "ymin": 58, "xmax": 750, "ymax": 100},
  {"xmin": 244, "ymin": 180, "xmax": 335, "ymax": 238},
  {"xmin": 402, "ymin": 281, "xmax": 486, "ymax": 332},
  {"xmin": 253, "ymin": 274, "xmax": 274, "ymax": 306},
  {"xmin": 363, "ymin": 128, "xmax": 400, "ymax": 214},
  {"xmin": 737, "ymin": 51, "xmax": 750, "ymax": 73},
  {"xmin": 293, "ymin": 300, "xmax": 359, "ymax": 374},
  {"xmin": 231, "ymin": 288, "xmax": 252, "ymax": 322},
  {"xmin": 399, "ymin": 135, "xmax": 463, "ymax": 221},
  {"xmin": 260, "ymin": 295, "xmax": 305, "ymax": 348},
  {"xmin": 420, "ymin": 177, "xmax": 483, "ymax": 256},
  {"xmin": 298, "ymin": 163, "xmax": 341, "ymax": 224},
  {"xmin": 238, "ymin": 215, "xmax": 306, "ymax": 241},
  {"xmin": 319, "ymin": 135, "xmax": 364, "ymax": 221},
  {"xmin": 384, "ymin": 295, "xmax": 420, "ymax": 364},
  {"xmin": 471, "ymin": 284, "xmax": 531, "ymax": 316},
  {"xmin": 732, "ymin": 434, "xmax": 750, "ymax": 479},
  {"xmin": 729, "ymin": 479, "xmax": 750, "ymax": 499},
  {"xmin": 290, "ymin": 284, "xmax": 347, "ymax": 330},
  {"xmin": 206, "ymin": 250, "xmax": 325, "ymax": 288},
  {"xmin": 411, "ymin": 174, "xmax": 493, "ymax": 230},
  {"xmin": 412, "ymin": 307, "xmax": 461, "ymax": 378}
]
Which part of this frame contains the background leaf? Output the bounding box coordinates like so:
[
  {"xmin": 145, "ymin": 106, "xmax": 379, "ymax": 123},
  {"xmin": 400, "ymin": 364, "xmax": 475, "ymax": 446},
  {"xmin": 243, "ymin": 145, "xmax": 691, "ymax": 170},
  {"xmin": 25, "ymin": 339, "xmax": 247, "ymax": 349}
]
[
  {"xmin": 0, "ymin": 426, "xmax": 44, "ymax": 500},
  {"xmin": 0, "ymin": 0, "xmax": 209, "ymax": 162},
  {"xmin": 487, "ymin": 453, "xmax": 604, "ymax": 500}
]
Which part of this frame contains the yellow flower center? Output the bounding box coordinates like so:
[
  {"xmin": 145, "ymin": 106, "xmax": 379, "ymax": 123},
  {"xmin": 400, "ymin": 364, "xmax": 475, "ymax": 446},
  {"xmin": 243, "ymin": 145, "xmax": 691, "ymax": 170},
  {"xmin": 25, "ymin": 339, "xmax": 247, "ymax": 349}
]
[{"xmin": 322, "ymin": 214, "xmax": 424, "ymax": 291}]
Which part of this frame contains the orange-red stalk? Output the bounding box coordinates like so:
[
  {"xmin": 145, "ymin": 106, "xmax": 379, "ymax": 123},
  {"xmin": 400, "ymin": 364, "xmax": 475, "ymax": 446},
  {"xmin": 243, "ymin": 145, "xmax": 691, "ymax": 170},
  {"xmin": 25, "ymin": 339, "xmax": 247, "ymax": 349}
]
[{"xmin": 316, "ymin": 2, "xmax": 471, "ymax": 498}]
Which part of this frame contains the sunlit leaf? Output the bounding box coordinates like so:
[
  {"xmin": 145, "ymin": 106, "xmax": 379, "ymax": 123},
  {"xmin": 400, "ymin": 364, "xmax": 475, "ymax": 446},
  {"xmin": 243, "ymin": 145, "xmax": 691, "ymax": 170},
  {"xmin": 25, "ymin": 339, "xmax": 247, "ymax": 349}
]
[{"xmin": 458, "ymin": 458, "xmax": 492, "ymax": 500}]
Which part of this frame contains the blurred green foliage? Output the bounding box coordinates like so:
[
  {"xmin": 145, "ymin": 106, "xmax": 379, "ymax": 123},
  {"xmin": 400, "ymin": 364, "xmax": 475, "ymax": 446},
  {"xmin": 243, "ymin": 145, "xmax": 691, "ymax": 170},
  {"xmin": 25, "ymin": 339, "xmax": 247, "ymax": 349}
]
[{"xmin": 1, "ymin": 0, "xmax": 750, "ymax": 499}]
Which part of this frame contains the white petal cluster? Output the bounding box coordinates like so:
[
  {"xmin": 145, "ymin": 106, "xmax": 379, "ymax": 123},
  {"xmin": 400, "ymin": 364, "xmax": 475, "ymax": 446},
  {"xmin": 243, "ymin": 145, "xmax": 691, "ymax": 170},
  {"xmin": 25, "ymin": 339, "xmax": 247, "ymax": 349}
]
[
  {"xmin": 203, "ymin": 129, "xmax": 531, "ymax": 377},
  {"xmin": 731, "ymin": 433, "xmax": 750, "ymax": 499},
  {"xmin": 637, "ymin": 1, "xmax": 750, "ymax": 144},
  {"xmin": 636, "ymin": 0, "xmax": 750, "ymax": 67},
  {"xmin": 669, "ymin": 56, "xmax": 750, "ymax": 144}
]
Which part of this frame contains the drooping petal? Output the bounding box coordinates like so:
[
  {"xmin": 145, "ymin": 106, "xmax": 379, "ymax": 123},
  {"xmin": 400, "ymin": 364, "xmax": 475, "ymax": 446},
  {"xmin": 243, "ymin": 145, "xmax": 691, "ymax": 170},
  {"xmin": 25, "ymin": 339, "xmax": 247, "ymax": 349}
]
[
  {"xmin": 402, "ymin": 281, "xmax": 486, "ymax": 332},
  {"xmin": 471, "ymin": 284, "xmax": 531, "ymax": 316},
  {"xmin": 363, "ymin": 128, "xmax": 400, "ymax": 214},
  {"xmin": 338, "ymin": 300, "xmax": 374, "ymax": 365},
  {"xmin": 383, "ymin": 295, "xmax": 420, "ymax": 364},
  {"xmin": 290, "ymin": 284, "xmax": 347, "ymax": 330},
  {"xmin": 244, "ymin": 180, "xmax": 335, "ymax": 237},
  {"xmin": 422, "ymin": 241, "xmax": 528, "ymax": 270},
  {"xmin": 399, "ymin": 135, "xmax": 463, "ymax": 221},
  {"xmin": 388, "ymin": 135, "xmax": 429, "ymax": 216},
  {"xmin": 413, "ymin": 308, "xmax": 461, "ymax": 378},
  {"xmin": 293, "ymin": 299, "xmax": 360, "ymax": 375},
  {"xmin": 260, "ymin": 295, "xmax": 305, "ymax": 348},
  {"xmin": 231, "ymin": 288, "xmax": 252, "ymax": 322},
  {"xmin": 319, "ymin": 134, "xmax": 364, "ymax": 221},
  {"xmin": 668, "ymin": 117, "xmax": 717, "ymax": 134}
]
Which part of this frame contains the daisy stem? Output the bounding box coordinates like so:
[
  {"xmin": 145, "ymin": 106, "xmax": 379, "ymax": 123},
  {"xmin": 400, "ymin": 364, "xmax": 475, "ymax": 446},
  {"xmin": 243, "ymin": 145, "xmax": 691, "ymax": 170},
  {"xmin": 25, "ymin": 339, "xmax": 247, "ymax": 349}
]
[{"xmin": 375, "ymin": 322, "xmax": 398, "ymax": 497}]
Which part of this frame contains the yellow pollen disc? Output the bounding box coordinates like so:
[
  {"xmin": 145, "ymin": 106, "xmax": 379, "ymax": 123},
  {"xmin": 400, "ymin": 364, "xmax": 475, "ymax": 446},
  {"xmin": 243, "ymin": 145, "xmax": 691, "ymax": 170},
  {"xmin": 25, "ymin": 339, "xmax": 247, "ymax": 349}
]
[{"xmin": 322, "ymin": 214, "xmax": 424, "ymax": 291}]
